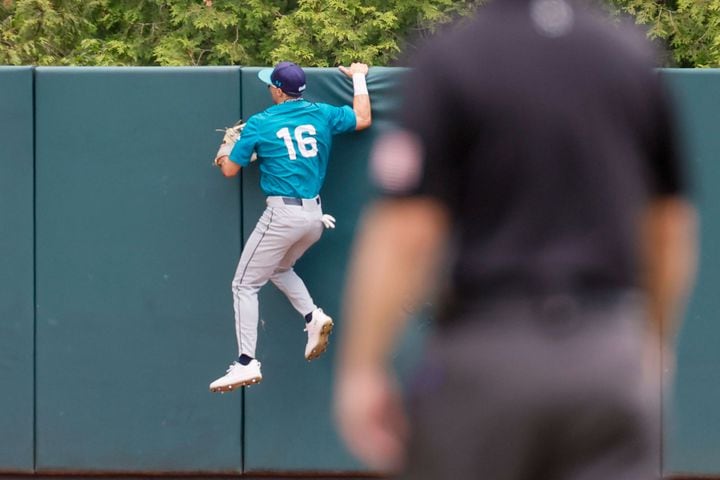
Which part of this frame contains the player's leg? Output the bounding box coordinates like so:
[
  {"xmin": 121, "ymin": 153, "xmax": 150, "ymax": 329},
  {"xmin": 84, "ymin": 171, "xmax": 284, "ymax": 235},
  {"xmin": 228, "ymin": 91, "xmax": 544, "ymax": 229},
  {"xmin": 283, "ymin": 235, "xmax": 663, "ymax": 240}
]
[
  {"xmin": 269, "ymin": 210, "xmax": 332, "ymax": 360},
  {"xmin": 269, "ymin": 225, "xmax": 322, "ymax": 316},
  {"xmin": 210, "ymin": 207, "xmax": 299, "ymax": 392},
  {"xmin": 232, "ymin": 207, "xmax": 288, "ymax": 358}
]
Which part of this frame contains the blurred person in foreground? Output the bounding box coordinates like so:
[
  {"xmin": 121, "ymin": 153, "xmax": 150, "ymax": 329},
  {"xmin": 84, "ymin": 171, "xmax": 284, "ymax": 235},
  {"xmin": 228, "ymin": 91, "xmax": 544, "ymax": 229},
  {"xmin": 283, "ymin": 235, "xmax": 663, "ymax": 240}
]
[{"xmin": 334, "ymin": 0, "xmax": 697, "ymax": 478}]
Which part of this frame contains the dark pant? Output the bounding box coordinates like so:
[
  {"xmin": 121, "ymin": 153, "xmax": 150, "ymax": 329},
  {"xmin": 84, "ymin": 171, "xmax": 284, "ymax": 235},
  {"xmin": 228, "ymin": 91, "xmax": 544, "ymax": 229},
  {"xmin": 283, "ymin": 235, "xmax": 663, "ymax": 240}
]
[{"xmin": 402, "ymin": 293, "xmax": 661, "ymax": 480}]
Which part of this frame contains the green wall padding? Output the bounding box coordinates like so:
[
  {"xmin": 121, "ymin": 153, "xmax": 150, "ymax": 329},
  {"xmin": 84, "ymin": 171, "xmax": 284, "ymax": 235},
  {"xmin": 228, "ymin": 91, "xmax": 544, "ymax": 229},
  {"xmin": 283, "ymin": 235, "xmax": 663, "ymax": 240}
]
[
  {"xmin": 662, "ymin": 69, "xmax": 720, "ymax": 475},
  {"xmin": 0, "ymin": 66, "xmax": 35, "ymax": 473},
  {"xmin": 33, "ymin": 67, "xmax": 244, "ymax": 473},
  {"xmin": 0, "ymin": 65, "xmax": 717, "ymax": 477}
]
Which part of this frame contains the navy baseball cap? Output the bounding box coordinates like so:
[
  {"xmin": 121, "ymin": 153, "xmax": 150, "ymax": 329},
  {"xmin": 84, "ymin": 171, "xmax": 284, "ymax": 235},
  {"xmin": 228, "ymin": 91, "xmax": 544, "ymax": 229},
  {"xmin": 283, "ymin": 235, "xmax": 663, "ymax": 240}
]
[{"xmin": 258, "ymin": 61, "xmax": 306, "ymax": 97}]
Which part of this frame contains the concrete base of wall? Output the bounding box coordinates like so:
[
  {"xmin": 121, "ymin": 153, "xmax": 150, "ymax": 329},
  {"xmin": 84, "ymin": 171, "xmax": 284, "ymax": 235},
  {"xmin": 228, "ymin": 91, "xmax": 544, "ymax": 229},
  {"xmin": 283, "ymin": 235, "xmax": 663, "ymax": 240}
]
[{"xmin": 0, "ymin": 474, "xmax": 383, "ymax": 480}]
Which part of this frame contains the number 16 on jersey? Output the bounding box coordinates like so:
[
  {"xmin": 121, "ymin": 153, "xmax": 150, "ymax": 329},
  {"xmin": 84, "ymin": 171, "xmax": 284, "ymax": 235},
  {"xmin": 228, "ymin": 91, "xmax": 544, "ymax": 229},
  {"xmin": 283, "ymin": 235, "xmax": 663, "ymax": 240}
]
[{"xmin": 277, "ymin": 124, "xmax": 318, "ymax": 160}]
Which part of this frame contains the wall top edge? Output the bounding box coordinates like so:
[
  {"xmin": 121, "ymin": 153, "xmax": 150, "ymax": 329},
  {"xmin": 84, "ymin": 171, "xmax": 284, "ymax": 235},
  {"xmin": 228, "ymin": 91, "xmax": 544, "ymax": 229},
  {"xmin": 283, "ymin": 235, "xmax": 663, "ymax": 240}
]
[
  {"xmin": 32, "ymin": 66, "xmax": 242, "ymax": 74},
  {"xmin": 661, "ymin": 68, "xmax": 720, "ymax": 74},
  {"xmin": 2, "ymin": 65, "xmax": 716, "ymax": 76},
  {"xmin": 0, "ymin": 66, "xmax": 34, "ymax": 72},
  {"xmin": 2, "ymin": 65, "xmax": 715, "ymax": 73},
  {"xmin": 0, "ymin": 65, "xmax": 413, "ymax": 73}
]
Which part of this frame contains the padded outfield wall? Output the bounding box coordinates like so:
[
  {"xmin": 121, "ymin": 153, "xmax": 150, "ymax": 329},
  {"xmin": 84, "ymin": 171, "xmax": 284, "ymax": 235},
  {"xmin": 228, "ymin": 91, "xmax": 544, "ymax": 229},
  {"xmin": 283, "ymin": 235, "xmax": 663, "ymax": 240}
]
[{"xmin": 0, "ymin": 66, "xmax": 718, "ymax": 477}]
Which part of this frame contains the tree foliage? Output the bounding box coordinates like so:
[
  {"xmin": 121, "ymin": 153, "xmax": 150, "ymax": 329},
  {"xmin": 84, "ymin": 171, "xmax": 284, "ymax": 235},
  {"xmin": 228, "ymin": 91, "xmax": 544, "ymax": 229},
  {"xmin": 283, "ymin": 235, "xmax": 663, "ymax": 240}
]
[
  {"xmin": 0, "ymin": 0, "xmax": 718, "ymax": 67},
  {"xmin": 607, "ymin": 0, "xmax": 720, "ymax": 67},
  {"xmin": 0, "ymin": 0, "xmax": 289, "ymax": 65},
  {"xmin": 269, "ymin": 0, "xmax": 477, "ymax": 66},
  {"xmin": 0, "ymin": 0, "xmax": 478, "ymax": 66}
]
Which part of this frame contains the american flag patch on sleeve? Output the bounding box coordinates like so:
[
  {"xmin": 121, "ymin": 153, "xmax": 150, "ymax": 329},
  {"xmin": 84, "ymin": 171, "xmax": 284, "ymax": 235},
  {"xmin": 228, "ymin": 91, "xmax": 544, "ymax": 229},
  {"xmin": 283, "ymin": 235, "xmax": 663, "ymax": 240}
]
[{"xmin": 370, "ymin": 129, "xmax": 424, "ymax": 194}]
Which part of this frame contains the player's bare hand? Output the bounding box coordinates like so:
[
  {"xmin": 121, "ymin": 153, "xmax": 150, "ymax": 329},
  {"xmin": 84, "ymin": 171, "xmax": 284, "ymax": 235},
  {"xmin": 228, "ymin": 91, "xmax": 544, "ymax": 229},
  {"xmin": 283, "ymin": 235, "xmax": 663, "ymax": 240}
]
[
  {"xmin": 334, "ymin": 366, "xmax": 407, "ymax": 472},
  {"xmin": 339, "ymin": 62, "xmax": 369, "ymax": 78}
]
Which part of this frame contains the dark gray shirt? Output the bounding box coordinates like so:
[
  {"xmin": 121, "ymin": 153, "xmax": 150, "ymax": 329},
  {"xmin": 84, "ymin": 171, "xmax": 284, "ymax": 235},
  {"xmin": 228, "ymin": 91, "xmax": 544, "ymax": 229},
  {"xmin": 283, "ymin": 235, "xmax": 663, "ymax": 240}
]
[{"xmin": 384, "ymin": 0, "xmax": 684, "ymax": 303}]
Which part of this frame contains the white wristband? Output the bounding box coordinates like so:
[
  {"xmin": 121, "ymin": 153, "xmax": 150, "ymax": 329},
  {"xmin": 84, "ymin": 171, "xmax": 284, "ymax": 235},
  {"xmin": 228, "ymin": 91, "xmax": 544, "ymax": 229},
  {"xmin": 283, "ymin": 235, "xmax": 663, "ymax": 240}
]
[{"xmin": 352, "ymin": 73, "xmax": 368, "ymax": 96}]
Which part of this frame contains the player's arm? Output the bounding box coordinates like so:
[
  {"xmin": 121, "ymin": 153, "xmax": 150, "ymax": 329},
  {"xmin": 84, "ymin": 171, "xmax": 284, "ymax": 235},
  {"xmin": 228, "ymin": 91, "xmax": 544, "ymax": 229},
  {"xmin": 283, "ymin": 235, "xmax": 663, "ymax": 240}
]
[
  {"xmin": 640, "ymin": 73, "xmax": 698, "ymax": 346},
  {"xmin": 214, "ymin": 123, "xmax": 243, "ymax": 177},
  {"xmin": 216, "ymin": 156, "xmax": 241, "ymax": 177},
  {"xmin": 336, "ymin": 131, "xmax": 451, "ymax": 470},
  {"xmin": 339, "ymin": 63, "xmax": 372, "ymax": 130},
  {"xmin": 340, "ymin": 197, "xmax": 449, "ymax": 367},
  {"xmin": 640, "ymin": 196, "xmax": 697, "ymax": 343},
  {"xmin": 335, "ymin": 196, "xmax": 449, "ymax": 471}
]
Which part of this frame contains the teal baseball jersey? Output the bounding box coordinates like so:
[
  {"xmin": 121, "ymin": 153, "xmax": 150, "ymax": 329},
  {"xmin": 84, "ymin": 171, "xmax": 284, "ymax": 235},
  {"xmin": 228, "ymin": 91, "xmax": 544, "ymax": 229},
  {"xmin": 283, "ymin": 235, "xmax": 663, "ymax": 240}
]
[{"xmin": 229, "ymin": 99, "xmax": 357, "ymax": 198}]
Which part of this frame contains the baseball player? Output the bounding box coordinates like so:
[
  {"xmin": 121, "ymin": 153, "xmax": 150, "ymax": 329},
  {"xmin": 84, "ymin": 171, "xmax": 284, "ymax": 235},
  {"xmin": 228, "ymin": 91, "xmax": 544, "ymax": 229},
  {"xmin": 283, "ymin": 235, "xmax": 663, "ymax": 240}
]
[{"xmin": 209, "ymin": 61, "xmax": 372, "ymax": 393}]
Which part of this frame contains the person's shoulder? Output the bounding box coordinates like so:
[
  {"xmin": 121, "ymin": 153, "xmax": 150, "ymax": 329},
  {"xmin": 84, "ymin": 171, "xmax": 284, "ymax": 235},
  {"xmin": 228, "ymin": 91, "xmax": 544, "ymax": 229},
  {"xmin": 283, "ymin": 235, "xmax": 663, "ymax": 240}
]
[
  {"xmin": 245, "ymin": 109, "xmax": 270, "ymax": 126},
  {"xmin": 313, "ymin": 101, "xmax": 350, "ymax": 117},
  {"xmin": 301, "ymin": 100, "xmax": 334, "ymax": 109},
  {"xmin": 615, "ymin": 21, "xmax": 659, "ymax": 66},
  {"xmin": 575, "ymin": 6, "xmax": 659, "ymax": 67},
  {"xmin": 401, "ymin": 13, "xmax": 483, "ymax": 74}
]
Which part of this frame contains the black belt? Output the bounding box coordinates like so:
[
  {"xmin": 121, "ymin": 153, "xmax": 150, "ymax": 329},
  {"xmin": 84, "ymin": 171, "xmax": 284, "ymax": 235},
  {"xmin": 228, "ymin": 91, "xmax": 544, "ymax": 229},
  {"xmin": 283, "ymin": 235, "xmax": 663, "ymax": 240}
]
[
  {"xmin": 282, "ymin": 197, "xmax": 320, "ymax": 206},
  {"xmin": 441, "ymin": 289, "xmax": 642, "ymax": 328}
]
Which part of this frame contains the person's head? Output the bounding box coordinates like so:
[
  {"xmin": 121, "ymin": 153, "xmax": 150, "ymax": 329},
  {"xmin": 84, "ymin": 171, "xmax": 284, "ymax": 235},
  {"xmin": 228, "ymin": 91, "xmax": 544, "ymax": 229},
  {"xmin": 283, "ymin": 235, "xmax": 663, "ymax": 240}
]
[{"xmin": 258, "ymin": 61, "xmax": 306, "ymax": 104}]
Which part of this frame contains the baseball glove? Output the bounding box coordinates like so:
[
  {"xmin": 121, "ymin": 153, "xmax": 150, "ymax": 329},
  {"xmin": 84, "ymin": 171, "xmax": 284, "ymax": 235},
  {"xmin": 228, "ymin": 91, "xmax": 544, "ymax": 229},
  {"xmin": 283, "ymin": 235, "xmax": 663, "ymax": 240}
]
[{"xmin": 213, "ymin": 120, "xmax": 245, "ymax": 167}]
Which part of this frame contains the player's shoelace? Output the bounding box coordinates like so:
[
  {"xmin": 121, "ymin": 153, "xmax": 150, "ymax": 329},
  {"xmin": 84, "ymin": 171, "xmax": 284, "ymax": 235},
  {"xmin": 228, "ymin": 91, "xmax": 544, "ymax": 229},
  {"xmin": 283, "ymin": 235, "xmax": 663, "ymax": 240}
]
[{"xmin": 226, "ymin": 361, "xmax": 260, "ymax": 373}]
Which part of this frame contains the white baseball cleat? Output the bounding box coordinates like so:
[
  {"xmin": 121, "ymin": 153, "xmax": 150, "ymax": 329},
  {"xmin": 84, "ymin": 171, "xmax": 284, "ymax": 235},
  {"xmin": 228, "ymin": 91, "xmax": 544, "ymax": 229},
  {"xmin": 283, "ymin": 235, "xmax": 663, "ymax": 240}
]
[
  {"xmin": 209, "ymin": 360, "xmax": 262, "ymax": 392},
  {"xmin": 304, "ymin": 308, "xmax": 334, "ymax": 361}
]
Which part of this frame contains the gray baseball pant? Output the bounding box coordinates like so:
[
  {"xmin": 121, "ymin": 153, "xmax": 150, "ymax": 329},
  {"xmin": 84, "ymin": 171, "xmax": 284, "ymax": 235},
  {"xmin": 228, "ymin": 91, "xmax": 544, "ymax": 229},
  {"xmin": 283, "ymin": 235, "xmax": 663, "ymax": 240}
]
[
  {"xmin": 231, "ymin": 196, "xmax": 324, "ymax": 357},
  {"xmin": 402, "ymin": 292, "xmax": 661, "ymax": 480}
]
